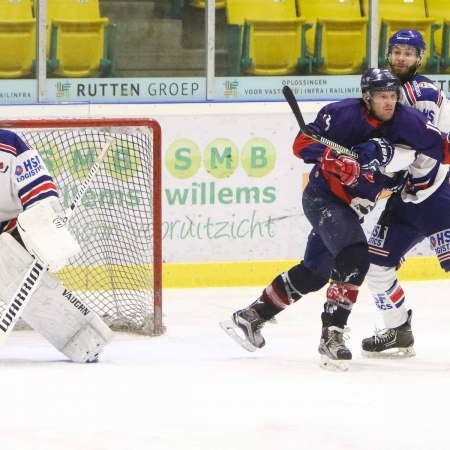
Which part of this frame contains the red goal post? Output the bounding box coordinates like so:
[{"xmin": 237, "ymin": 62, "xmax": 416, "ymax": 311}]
[{"xmin": 0, "ymin": 118, "xmax": 163, "ymax": 335}]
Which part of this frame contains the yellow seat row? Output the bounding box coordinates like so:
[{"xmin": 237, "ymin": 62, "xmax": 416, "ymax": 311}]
[
  {"xmin": 0, "ymin": 0, "xmax": 115, "ymax": 79},
  {"xmin": 0, "ymin": 0, "xmax": 36, "ymax": 78},
  {"xmin": 226, "ymin": 0, "xmax": 450, "ymax": 76}
]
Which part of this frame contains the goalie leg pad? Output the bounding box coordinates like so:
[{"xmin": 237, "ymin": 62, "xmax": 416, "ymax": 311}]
[
  {"xmin": 61, "ymin": 315, "xmax": 114, "ymax": 363},
  {"xmin": 0, "ymin": 233, "xmax": 114, "ymax": 362}
]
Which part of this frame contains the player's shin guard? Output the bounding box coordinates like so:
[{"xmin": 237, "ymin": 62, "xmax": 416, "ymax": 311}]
[
  {"xmin": 324, "ymin": 282, "xmax": 359, "ymax": 327},
  {"xmin": 259, "ymin": 262, "xmax": 329, "ymax": 320},
  {"xmin": 222, "ymin": 262, "xmax": 328, "ymax": 351},
  {"xmin": 365, "ymin": 264, "xmax": 408, "ymax": 328}
]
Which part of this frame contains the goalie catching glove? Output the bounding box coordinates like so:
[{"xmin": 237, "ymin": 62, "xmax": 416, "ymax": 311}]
[
  {"xmin": 17, "ymin": 199, "xmax": 81, "ymax": 273},
  {"xmin": 352, "ymin": 138, "xmax": 395, "ymax": 173},
  {"xmin": 320, "ymin": 147, "xmax": 360, "ymax": 187}
]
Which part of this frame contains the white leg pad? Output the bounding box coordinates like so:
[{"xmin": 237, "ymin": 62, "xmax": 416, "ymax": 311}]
[
  {"xmin": 365, "ymin": 263, "xmax": 408, "ymax": 329},
  {"xmin": 0, "ymin": 233, "xmax": 114, "ymax": 362},
  {"xmin": 60, "ymin": 315, "xmax": 115, "ymax": 363}
]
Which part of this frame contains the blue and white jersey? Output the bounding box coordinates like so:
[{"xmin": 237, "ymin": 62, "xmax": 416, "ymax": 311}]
[
  {"xmin": 399, "ymin": 73, "xmax": 450, "ymax": 203},
  {"xmin": 401, "ymin": 73, "xmax": 450, "ymax": 132},
  {"xmin": 0, "ymin": 129, "xmax": 59, "ymax": 232}
]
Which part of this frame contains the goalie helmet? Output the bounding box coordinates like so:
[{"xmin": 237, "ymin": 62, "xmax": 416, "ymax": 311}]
[
  {"xmin": 360, "ymin": 68, "xmax": 402, "ymax": 99},
  {"xmin": 386, "ymin": 30, "xmax": 426, "ymax": 66}
]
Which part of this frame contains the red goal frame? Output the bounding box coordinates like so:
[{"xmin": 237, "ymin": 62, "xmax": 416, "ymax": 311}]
[{"xmin": 0, "ymin": 118, "xmax": 163, "ymax": 333}]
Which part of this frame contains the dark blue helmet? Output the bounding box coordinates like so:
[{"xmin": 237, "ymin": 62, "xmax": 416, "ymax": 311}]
[
  {"xmin": 387, "ymin": 30, "xmax": 426, "ymax": 64},
  {"xmin": 360, "ymin": 68, "xmax": 402, "ymax": 96}
]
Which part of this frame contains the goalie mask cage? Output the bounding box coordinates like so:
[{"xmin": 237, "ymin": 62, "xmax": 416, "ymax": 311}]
[{"xmin": 0, "ymin": 118, "xmax": 163, "ymax": 336}]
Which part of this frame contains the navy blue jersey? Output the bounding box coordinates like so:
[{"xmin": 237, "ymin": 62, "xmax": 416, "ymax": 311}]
[{"xmin": 293, "ymin": 99, "xmax": 445, "ymax": 211}]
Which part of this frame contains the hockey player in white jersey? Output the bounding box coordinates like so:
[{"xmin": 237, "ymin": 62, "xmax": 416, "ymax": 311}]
[
  {"xmin": 361, "ymin": 31, "xmax": 450, "ymax": 357},
  {"xmin": 388, "ymin": 30, "xmax": 450, "ymax": 132},
  {"xmin": 0, "ymin": 128, "xmax": 113, "ymax": 362}
]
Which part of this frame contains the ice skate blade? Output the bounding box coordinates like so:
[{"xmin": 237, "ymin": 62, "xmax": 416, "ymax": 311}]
[
  {"xmin": 361, "ymin": 346, "xmax": 416, "ymax": 358},
  {"xmin": 219, "ymin": 320, "xmax": 258, "ymax": 353},
  {"xmin": 319, "ymin": 355, "xmax": 349, "ymax": 372}
]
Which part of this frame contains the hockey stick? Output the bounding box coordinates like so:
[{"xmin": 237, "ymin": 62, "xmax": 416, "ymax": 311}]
[
  {"xmin": 0, "ymin": 137, "xmax": 115, "ymax": 348},
  {"xmin": 64, "ymin": 137, "xmax": 115, "ymax": 221},
  {"xmin": 282, "ymin": 85, "xmax": 358, "ymax": 159}
]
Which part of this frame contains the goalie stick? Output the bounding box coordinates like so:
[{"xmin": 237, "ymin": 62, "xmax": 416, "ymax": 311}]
[
  {"xmin": 282, "ymin": 85, "xmax": 358, "ymax": 159},
  {"xmin": 0, "ymin": 137, "xmax": 115, "ymax": 349}
]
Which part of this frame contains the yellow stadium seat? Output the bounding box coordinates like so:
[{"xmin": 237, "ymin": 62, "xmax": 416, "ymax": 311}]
[
  {"xmin": 297, "ymin": 0, "xmax": 367, "ymax": 74},
  {"xmin": 225, "ymin": 0, "xmax": 312, "ymax": 75},
  {"xmin": 227, "ymin": 0, "xmax": 299, "ymax": 24},
  {"xmin": 0, "ymin": 0, "xmax": 36, "ymax": 78},
  {"xmin": 190, "ymin": 0, "xmax": 226, "ymax": 9},
  {"xmin": 371, "ymin": 0, "xmax": 438, "ymax": 70},
  {"xmin": 243, "ymin": 18, "xmax": 308, "ymax": 75},
  {"xmin": 47, "ymin": 0, "xmax": 115, "ymax": 77},
  {"xmin": 426, "ymin": 0, "xmax": 450, "ymax": 73}
]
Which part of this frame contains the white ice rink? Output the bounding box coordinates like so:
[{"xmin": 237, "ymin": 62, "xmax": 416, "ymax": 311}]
[{"xmin": 1, "ymin": 280, "xmax": 450, "ymax": 449}]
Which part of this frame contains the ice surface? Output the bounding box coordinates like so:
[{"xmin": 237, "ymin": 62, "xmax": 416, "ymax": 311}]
[{"xmin": 1, "ymin": 280, "xmax": 450, "ymax": 449}]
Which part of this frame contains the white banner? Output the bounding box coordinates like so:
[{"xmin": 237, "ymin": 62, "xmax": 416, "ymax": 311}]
[{"xmin": 159, "ymin": 111, "xmax": 433, "ymax": 263}]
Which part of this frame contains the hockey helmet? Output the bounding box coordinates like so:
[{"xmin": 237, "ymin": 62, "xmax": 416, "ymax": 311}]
[
  {"xmin": 360, "ymin": 68, "xmax": 402, "ymax": 96},
  {"xmin": 361, "ymin": 68, "xmax": 402, "ymax": 92},
  {"xmin": 386, "ymin": 30, "xmax": 426, "ymax": 65}
]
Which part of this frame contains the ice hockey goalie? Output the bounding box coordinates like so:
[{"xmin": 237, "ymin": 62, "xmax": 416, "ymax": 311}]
[{"xmin": 0, "ymin": 128, "xmax": 113, "ymax": 362}]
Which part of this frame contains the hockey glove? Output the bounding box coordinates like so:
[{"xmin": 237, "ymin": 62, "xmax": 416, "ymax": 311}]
[
  {"xmin": 352, "ymin": 138, "xmax": 395, "ymax": 173},
  {"xmin": 320, "ymin": 147, "xmax": 360, "ymax": 187},
  {"xmin": 383, "ymin": 170, "xmax": 409, "ymax": 193}
]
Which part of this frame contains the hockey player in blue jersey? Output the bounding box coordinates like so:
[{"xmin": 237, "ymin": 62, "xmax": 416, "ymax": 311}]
[
  {"xmin": 220, "ymin": 68, "xmax": 449, "ymax": 371},
  {"xmin": 361, "ymin": 31, "xmax": 450, "ymax": 357}
]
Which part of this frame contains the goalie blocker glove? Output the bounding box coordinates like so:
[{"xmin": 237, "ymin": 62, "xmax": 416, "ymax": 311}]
[
  {"xmin": 17, "ymin": 198, "xmax": 81, "ymax": 273},
  {"xmin": 320, "ymin": 147, "xmax": 360, "ymax": 187},
  {"xmin": 352, "ymin": 138, "xmax": 395, "ymax": 173}
]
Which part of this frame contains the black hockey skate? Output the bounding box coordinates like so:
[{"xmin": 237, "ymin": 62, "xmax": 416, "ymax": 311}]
[
  {"xmin": 361, "ymin": 309, "xmax": 415, "ymax": 358},
  {"xmin": 319, "ymin": 324, "xmax": 352, "ymax": 371},
  {"xmin": 220, "ymin": 305, "xmax": 266, "ymax": 352}
]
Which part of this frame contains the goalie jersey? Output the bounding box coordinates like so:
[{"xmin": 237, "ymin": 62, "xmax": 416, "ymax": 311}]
[{"xmin": 0, "ymin": 129, "xmax": 59, "ymax": 232}]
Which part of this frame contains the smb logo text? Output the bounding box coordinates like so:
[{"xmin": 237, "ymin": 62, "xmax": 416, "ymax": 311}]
[{"xmin": 165, "ymin": 137, "xmax": 277, "ymax": 205}]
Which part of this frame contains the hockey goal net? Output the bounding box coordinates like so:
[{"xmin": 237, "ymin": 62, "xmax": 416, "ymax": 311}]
[{"xmin": 0, "ymin": 118, "xmax": 163, "ymax": 335}]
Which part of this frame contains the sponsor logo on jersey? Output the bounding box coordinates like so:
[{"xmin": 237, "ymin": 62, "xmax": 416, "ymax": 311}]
[
  {"xmin": 418, "ymin": 82, "xmax": 438, "ymax": 91},
  {"xmin": 0, "ymin": 162, "xmax": 9, "ymax": 173},
  {"xmin": 430, "ymin": 229, "xmax": 450, "ymax": 255},
  {"xmin": 412, "ymin": 80, "xmax": 422, "ymax": 97},
  {"xmin": 368, "ymin": 224, "xmax": 388, "ymax": 247},
  {"xmin": 15, "ymin": 155, "xmax": 45, "ymax": 182}
]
